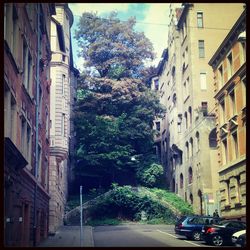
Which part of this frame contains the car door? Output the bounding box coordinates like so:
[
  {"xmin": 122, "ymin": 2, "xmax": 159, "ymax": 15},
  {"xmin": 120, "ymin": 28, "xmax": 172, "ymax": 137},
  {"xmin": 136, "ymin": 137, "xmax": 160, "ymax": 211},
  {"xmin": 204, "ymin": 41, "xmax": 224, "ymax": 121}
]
[{"xmin": 224, "ymin": 222, "xmax": 246, "ymax": 242}]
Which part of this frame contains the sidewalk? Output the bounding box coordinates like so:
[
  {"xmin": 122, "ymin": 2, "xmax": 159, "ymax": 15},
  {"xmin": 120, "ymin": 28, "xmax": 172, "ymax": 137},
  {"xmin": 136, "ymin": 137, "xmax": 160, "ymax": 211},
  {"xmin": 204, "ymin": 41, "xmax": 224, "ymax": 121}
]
[{"xmin": 38, "ymin": 226, "xmax": 94, "ymax": 247}]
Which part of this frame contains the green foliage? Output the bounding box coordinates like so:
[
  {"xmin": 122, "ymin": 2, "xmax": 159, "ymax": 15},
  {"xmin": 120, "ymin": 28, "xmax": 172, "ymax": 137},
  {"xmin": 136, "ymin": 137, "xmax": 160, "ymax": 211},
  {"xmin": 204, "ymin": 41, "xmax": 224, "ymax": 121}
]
[
  {"xmin": 149, "ymin": 188, "xmax": 194, "ymax": 215},
  {"xmin": 75, "ymin": 12, "xmax": 155, "ymax": 78},
  {"xmin": 74, "ymin": 12, "xmax": 166, "ymax": 187},
  {"xmin": 137, "ymin": 163, "xmax": 164, "ymax": 187},
  {"xmin": 87, "ymin": 185, "xmax": 177, "ymax": 224}
]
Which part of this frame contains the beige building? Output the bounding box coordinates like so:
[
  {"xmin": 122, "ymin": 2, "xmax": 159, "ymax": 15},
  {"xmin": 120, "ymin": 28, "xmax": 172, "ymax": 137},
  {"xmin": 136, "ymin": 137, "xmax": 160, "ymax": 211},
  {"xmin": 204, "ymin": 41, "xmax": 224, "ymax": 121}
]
[
  {"xmin": 49, "ymin": 4, "xmax": 78, "ymax": 234},
  {"xmin": 152, "ymin": 3, "xmax": 245, "ymax": 215},
  {"xmin": 209, "ymin": 10, "xmax": 246, "ymax": 220}
]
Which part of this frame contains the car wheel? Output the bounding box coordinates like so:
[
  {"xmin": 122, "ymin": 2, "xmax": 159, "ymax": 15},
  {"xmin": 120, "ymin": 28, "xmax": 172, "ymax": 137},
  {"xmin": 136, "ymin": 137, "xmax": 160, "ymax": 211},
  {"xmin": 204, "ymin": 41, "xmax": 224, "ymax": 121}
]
[
  {"xmin": 192, "ymin": 231, "xmax": 201, "ymax": 241},
  {"xmin": 211, "ymin": 235, "xmax": 224, "ymax": 246}
]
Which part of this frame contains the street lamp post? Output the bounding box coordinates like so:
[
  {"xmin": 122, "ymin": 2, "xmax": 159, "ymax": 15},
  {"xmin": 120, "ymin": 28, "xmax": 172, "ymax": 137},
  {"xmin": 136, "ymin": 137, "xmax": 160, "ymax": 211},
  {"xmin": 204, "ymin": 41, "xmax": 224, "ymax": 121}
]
[{"xmin": 80, "ymin": 186, "xmax": 83, "ymax": 246}]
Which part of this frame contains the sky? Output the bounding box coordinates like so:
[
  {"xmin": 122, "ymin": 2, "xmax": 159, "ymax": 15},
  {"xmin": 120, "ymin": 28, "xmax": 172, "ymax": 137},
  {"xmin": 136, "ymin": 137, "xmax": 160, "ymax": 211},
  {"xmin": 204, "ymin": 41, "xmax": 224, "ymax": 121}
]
[{"xmin": 68, "ymin": 3, "xmax": 182, "ymax": 72}]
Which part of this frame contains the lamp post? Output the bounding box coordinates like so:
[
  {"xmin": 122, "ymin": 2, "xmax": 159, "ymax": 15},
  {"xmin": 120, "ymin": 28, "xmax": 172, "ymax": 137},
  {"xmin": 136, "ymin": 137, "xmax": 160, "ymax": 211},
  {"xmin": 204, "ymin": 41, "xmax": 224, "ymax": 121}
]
[{"xmin": 80, "ymin": 186, "xmax": 83, "ymax": 246}]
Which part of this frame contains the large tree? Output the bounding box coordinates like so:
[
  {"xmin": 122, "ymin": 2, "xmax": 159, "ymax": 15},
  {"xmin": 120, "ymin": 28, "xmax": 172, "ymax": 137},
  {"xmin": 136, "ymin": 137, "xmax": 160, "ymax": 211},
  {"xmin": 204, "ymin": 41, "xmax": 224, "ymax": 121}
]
[
  {"xmin": 75, "ymin": 12, "xmax": 155, "ymax": 79},
  {"xmin": 74, "ymin": 12, "xmax": 165, "ymax": 187}
]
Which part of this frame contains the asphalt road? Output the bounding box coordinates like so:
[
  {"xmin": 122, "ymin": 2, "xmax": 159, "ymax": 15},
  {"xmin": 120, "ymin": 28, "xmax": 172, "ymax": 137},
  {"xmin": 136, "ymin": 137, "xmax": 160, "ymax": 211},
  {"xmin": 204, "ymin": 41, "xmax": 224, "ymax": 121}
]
[{"xmin": 93, "ymin": 224, "xmax": 212, "ymax": 247}]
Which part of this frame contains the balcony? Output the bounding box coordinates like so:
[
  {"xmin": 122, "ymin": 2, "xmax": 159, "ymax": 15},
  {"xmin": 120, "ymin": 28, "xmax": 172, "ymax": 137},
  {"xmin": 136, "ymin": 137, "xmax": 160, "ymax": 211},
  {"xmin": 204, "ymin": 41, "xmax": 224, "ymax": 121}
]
[
  {"xmin": 219, "ymin": 123, "xmax": 228, "ymax": 138},
  {"xmin": 228, "ymin": 114, "xmax": 238, "ymax": 131},
  {"xmin": 4, "ymin": 137, "xmax": 28, "ymax": 170},
  {"xmin": 241, "ymin": 107, "xmax": 246, "ymax": 121}
]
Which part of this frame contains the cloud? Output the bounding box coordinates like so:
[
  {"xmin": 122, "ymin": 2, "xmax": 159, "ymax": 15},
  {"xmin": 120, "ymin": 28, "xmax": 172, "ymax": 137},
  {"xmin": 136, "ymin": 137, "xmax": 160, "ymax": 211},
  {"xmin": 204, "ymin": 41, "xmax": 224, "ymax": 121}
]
[
  {"xmin": 69, "ymin": 3, "xmax": 129, "ymax": 16},
  {"xmin": 138, "ymin": 3, "xmax": 182, "ymax": 66}
]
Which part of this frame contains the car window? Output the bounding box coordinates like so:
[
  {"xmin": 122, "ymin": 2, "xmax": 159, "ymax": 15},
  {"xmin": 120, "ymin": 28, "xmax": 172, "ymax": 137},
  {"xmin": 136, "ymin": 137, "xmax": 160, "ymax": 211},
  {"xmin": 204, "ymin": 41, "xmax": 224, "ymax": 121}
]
[{"xmin": 226, "ymin": 222, "xmax": 246, "ymax": 229}]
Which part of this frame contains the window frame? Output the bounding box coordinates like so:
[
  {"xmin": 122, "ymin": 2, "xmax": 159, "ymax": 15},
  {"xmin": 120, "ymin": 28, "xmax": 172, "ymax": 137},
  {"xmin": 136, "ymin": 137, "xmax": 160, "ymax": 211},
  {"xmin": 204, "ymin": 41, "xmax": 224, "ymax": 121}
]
[
  {"xmin": 198, "ymin": 40, "xmax": 205, "ymax": 58},
  {"xmin": 197, "ymin": 12, "xmax": 204, "ymax": 28}
]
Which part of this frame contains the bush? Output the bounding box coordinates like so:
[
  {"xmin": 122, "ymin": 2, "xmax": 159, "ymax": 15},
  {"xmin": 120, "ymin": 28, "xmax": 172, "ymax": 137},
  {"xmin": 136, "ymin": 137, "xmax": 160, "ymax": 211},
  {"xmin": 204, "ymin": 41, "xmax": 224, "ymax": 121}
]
[{"xmin": 87, "ymin": 185, "xmax": 177, "ymax": 224}]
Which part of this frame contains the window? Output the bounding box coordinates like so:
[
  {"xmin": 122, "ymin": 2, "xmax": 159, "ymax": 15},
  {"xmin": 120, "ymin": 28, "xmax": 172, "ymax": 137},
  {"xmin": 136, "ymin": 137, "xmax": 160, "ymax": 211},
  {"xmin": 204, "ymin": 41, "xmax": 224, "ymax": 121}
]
[
  {"xmin": 188, "ymin": 167, "xmax": 193, "ymax": 184},
  {"xmin": 198, "ymin": 40, "xmax": 205, "ymax": 58},
  {"xmin": 239, "ymin": 40, "xmax": 246, "ymax": 64},
  {"xmin": 23, "ymin": 39, "xmax": 33, "ymax": 95},
  {"xmin": 171, "ymin": 66, "xmax": 176, "ymax": 85},
  {"xmin": 188, "ymin": 106, "xmax": 192, "ymax": 125},
  {"xmin": 62, "ymin": 113, "xmax": 66, "ymax": 137},
  {"xmin": 196, "ymin": 132, "xmax": 200, "ymax": 152},
  {"xmin": 4, "ymin": 84, "xmax": 17, "ymax": 141},
  {"xmin": 184, "ymin": 112, "xmax": 188, "ymax": 129},
  {"xmin": 26, "ymin": 124, "xmax": 32, "ymax": 165},
  {"xmin": 200, "ymin": 72, "xmax": 207, "ymax": 90},
  {"xmin": 227, "ymin": 53, "xmax": 233, "ymax": 79},
  {"xmin": 190, "ymin": 137, "xmax": 193, "ymax": 157},
  {"xmin": 190, "ymin": 193, "xmax": 193, "ymax": 204},
  {"xmin": 225, "ymin": 180, "xmax": 230, "ymax": 204},
  {"xmin": 62, "ymin": 54, "xmax": 66, "ymax": 62},
  {"xmin": 242, "ymin": 77, "xmax": 246, "ymax": 107},
  {"xmin": 153, "ymin": 78, "xmax": 159, "ymax": 91},
  {"xmin": 185, "ymin": 141, "xmax": 189, "ymax": 160},
  {"xmin": 62, "ymin": 74, "xmax": 66, "ymax": 95},
  {"xmin": 236, "ymin": 176, "xmax": 241, "ymax": 202},
  {"xmin": 197, "ymin": 12, "xmax": 203, "ymax": 28},
  {"xmin": 229, "ymin": 89, "xmax": 236, "ymax": 117},
  {"xmin": 219, "ymin": 99, "xmax": 226, "ymax": 125},
  {"xmin": 177, "ymin": 115, "xmax": 182, "ymax": 133},
  {"xmin": 21, "ymin": 117, "xmax": 26, "ymax": 153},
  {"xmin": 5, "ymin": 4, "xmax": 18, "ymax": 59},
  {"xmin": 201, "ymin": 102, "xmax": 208, "ymax": 116},
  {"xmin": 156, "ymin": 121, "xmax": 160, "ymax": 131},
  {"xmin": 209, "ymin": 128, "xmax": 217, "ymax": 148},
  {"xmin": 218, "ymin": 65, "xmax": 223, "ymax": 89},
  {"xmin": 180, "ymin": 173, "xmax": 184, "ymax": 189},
  {"xmin": 221, "ymin": 138, "xmax": 228, "ymax": 165},
  {"xmin": 172, "ymin": 93, "xmax": 177, "ymax": 106},
  {"xmin": 231, "ymin": 131, "xmax": 238, "ymax": 160}
]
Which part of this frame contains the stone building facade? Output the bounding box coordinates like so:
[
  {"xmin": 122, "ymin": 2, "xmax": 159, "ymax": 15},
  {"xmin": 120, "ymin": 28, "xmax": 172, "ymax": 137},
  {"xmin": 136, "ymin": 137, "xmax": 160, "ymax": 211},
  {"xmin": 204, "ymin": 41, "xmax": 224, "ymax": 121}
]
[
  {"xmin": 49, "ymin": 3, "xmax": 78, "ymax": 234},
  {"xmin": 152, "ymin": 3, "xmax": 245, "ymax": 215},
  {"xmin": 209, "ymin": 10, "xmax": 246, "ymax": 220},
  {"xmin": 4, "ymin": 3, "xmax": 55, "ymax": 246}
]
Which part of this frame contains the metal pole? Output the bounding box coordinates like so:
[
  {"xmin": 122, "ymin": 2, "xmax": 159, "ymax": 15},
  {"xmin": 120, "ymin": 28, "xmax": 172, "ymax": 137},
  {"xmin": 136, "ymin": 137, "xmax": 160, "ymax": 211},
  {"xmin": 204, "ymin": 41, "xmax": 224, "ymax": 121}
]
[{"xmin": 80, "ymin": 186, "xmax": 83, "ymax": 246}]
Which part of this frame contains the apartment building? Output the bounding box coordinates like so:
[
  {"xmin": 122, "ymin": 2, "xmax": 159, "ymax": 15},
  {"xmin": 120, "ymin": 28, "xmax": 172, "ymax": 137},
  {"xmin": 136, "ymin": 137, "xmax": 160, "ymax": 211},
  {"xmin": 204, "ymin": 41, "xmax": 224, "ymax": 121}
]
[
  {"xmin": 152, "ymin": 3, "xmax": 245, "ymax": 215},
  {"xmin": 208, "ymin": 10, "xmax": 246, "ymax": 220},
  {"xmin": 49, "ymin": 3, "xmax": 78, "ymax": 234},
  {"xmin": 4, "ymin": 3, "xmax": 55, "ymax": 246}
]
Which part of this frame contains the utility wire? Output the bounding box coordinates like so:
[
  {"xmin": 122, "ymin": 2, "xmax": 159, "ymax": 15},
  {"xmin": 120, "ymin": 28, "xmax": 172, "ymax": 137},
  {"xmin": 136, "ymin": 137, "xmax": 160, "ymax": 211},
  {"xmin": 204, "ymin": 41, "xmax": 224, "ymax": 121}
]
[{"xmin": 73, "ymin": 14, "xmax": 231, "ymax": 31}]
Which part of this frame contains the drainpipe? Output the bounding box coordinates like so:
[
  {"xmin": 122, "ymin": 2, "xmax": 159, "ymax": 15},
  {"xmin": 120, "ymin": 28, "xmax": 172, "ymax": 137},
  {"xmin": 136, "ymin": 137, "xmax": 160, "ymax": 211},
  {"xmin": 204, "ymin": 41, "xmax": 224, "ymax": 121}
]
[{"xmin": 33, "ymin": 3, "xmax": 40, "ymax": 247}]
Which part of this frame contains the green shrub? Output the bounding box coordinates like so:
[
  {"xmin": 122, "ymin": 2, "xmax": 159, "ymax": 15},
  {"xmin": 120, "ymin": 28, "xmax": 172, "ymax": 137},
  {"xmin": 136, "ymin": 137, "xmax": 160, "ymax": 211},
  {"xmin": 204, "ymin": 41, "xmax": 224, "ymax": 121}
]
[{"xmin": 87, "ymin": 185, "xmax": 177, "ymax": 224}]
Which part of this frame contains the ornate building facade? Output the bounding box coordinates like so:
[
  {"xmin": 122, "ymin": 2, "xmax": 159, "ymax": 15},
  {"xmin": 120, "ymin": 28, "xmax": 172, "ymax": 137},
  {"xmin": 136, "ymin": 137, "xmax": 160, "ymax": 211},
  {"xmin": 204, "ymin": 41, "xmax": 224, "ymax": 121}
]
[{"xmin": 4, "ymin": 3, "xmax": 55, "ymax": 246}]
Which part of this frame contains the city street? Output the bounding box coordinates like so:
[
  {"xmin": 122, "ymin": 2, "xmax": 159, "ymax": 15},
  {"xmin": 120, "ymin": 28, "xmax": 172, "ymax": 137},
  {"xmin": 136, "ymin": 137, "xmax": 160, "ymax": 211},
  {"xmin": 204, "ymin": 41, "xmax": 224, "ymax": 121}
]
[
  {"xmin": 93, "ymin": 224, "xmax": 211, "ymax": 247},
  {"xmin": 38, "ymin": 224, "xmax": 215, "ymax": 247}
]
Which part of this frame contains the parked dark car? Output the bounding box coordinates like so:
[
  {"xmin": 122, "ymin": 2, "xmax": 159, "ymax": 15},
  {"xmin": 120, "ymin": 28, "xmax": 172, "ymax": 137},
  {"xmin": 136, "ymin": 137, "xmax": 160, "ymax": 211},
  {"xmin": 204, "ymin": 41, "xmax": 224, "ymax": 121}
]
[
  {"xmin": 202, "ymin": 220, "xmax": 246, "ymax": 246},
  {"xmin": 175, "ymin": 215, "xmax": 221, "ymax": 241},
  {"xmin": 235, "ymin": 233, "xmax": 246, "ymax": 247}
]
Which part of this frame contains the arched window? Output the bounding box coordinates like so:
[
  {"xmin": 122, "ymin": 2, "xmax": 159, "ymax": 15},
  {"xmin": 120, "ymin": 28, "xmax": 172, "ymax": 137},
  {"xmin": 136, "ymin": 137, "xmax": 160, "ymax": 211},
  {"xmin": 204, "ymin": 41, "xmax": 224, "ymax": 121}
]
[
  {"xmin": 184, "ymin": 112, "xmax": 188, "ymax": 129},
  {"xmin": 180, "ymin": 173, "xmax": 184, "ymax": 189},
  {"xmin": 185, "ymin": 141, "xmax": 189, "ymax": 160},
  {"xmin": 188, "ymin": 106, "xmax": 192, "ymax": 125},
  {"xmin": 209, "ymin": 128, "xmax": 217, "ymax": 148},
  {"xmin": 188, "ymin": 167, "xmax": 193, "ymax": 184},
  {"xmin": 196, "ymin": 131, "xmax": 200, "ymax": 152},
  {"xmin": 190, "ymin": 193, "xmax": 193, "ymax": 204},
  {"xmin": 190, "ymin": 137, "xmax": 193, "ymax": 157},
  {"xmin": 172, "ymin": 93, "xmax": 177, "ymax": 106}
]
